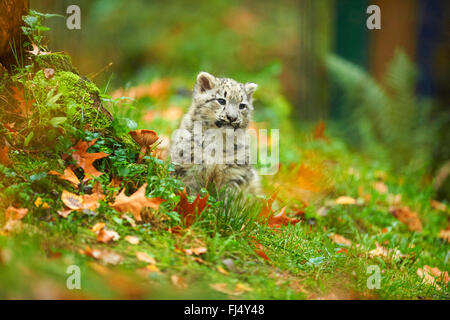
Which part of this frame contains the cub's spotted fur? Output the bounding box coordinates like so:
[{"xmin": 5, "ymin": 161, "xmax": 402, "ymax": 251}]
[{"xmin": 170, "ymin": 72, "xmax": 260, "ymax": 195}]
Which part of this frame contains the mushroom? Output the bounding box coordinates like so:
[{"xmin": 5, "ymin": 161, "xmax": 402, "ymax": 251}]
[{"xmin": 129, "ymin": 129, "xmax": 159, "ymax": 163}]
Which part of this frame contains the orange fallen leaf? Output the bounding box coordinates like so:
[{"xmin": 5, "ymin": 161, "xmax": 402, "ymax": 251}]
[
  {"xmin": 124, "ymin": 235, "xmax": 140, "ymax": 245},
  {"xmin": 313, "ymin": 120, "xmax": 329, "ymax": 142},
  {"xmin": 217, "ymin": 266, "xmax": 229, "ymax": 275},
  {"xmin": 70, "ymin": 139, "xmax": 109, "ymax": 180},
  {"xmin": 373, "ymin": 181, "xmax": 388, "ymax": 194},
  {"xmin": 175, "ymin": 189, "xmax": 209, "ymax": 227},
  {"xmin": 430, "ymin": 199, "xmax": 447, "ymax": 212},
  {"xmin": 438, "ymin": 226, "xmax": 450, "ymax": 243},
  {"xmin": 335, "ymin": 196, "xmax": 356, "ymax": 205},
  {"xmin": 183, "ymin": 247, "xmax": 207, "ymax": 256},
  {"xmin": 110, "ymin": 183, "xmax": 164, "ymax": 221},
  {"xmin": 258, "ymin": 192, "xmax": 278, "ymax": 220},
  {"xmin": 267, "ymin": 207, "xmax": 300, "ymax": 229},
  {"xmin": 368, "ymin": 242, "xmax": 404, "ymax": 260},
  {"xmin": 0, "ymin": 146, "xmax": 12, "ymax": 166},
  {"xmin": 171, "ymin": 275, "xmax": 187, "ymax": 289},
  {"xmin": 136, "ymin": 251, "xmax": 156, "ymax": 265},
  {"xmin": 83, "ymin": 246, "xmax": 123, "ymax": 265},
  {"xmin": 329, "ymin": 234, "xmax": 352, "ymax": 247},
  {"xmin": 11, "ymin": 86, "xmax": 34, "ymax": 117},
  {"xmin": 48, "ymin": 167, "xmax": 80, "ymax": 187},
  {"xmin": 5, "ymin": 206, "xmax": 28, "ymax": 221},
  {"xmin": 59, "ymin": 182, "xmax": 105, "ymax": 217},
  {"xmin": 417, "ymin": 265, "xmax": 449, "ymax": 290},
  {"xmin": 389, "ymin": 206, "xmax": 422, "ymax": 232},
  {"xmin": 91, "ymin": 223, "xmax": 120, "ymax": 243},
  {"xmin": 251, "ymin": 240, "xmax": 270, "ymax": 261},
  {"xmin": 210, "ymin": 282, "xmax": 252, "ymax": 296}
]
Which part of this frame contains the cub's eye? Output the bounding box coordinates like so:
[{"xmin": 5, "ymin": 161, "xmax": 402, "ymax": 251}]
[
  {"xmin": 239, "ymin": 103, "xmax": 247, "ymax": 110},
  {"xmin": 217, "ymin": 98, "xmax": 226, "ymax": 105}
]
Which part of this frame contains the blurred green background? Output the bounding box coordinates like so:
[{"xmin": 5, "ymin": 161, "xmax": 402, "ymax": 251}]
[{"xmin": 30, "ymin": 0, "xmax": 450, "ymax": 198}]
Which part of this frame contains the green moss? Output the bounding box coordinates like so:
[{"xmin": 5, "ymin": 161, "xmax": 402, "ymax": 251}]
[
  {"xmin": 30, "ymin": 70, "xmax": 112, "ymax": 129},
  {"xmin": 34, "ymin": 53, "xmax": 79, "ymax": 74}
]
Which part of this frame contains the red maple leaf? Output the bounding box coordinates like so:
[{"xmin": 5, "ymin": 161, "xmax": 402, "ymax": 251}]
[{"xmin": 175, "ymin": 189, "xmax": 209, "ymax": 227}]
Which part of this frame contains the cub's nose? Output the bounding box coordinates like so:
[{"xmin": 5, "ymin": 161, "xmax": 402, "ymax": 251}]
[{"xmin": 227, "ymin": 114, "xmax": 238, "ymax": 123}]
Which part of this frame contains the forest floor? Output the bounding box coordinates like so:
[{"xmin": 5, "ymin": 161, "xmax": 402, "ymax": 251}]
[{"xmin": 0, "ymin": 47, "xmax": 449, "ymax": 300}]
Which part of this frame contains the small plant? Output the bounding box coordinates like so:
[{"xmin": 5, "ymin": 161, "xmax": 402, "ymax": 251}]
[{"xmin": 21, "ymin": 10, "xmax": 63, "ymax": 48}]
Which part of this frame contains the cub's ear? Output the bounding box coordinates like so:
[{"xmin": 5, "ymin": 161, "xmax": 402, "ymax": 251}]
[
  {"xmin": 196, "ymin": 72, "xmax": 216, "ymax": 92},
  {"xmin": 244, "ymin": 82, "xmax": 258, "ymax": 96}
]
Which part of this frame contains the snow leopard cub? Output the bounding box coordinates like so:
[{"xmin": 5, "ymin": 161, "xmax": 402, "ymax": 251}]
[{"xmin": 170, "ymin": 71, "xmax": 260, "ymax": 195}]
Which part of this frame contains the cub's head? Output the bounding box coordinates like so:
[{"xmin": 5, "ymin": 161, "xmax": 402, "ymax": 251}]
[{"xmin": 191, "ymin": 71, "xmax": 257, "ymax": 129}]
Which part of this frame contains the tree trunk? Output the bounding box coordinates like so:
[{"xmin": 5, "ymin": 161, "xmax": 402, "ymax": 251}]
[{"xmin": 0, "ymin": 0, "xmax": 29, "ymax": 67}]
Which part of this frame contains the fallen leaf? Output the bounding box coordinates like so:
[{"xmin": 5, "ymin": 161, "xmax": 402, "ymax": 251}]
[
  {"xmin": 5, "ymin": 206, "xmax": 28, "ymax": 220},
  {"xmin": 209, "ymin": 282, "xmax": 251, "ymax": 296},
  {"xmin": 438, "ymin": 226, "xmax": 450, "ymax": 243},
  {"xmin": 373, "ymin": 181, "xmax": 388, "ymax": 194},
  {"xmin": 217, "ymin": 266, "xmax": 229, "ymax": 275},
  {"xmin": 183, "ymin": 247, "xmax": 207, "ymax": 256},
  {"xmin": 335, "ymin": 196, "xmax": 356, "ymax": 205},
  {"xmin": 48, "ymin": 167, "xmax": 80, "ymax": 187},
  {"xmin": 124, "ymin": 235, "xmax": 140, "ymax": 245},
  {"xmin": 59, "ymin": 182, "xmax": 105, "ymax": 217},
  {"xmin": 368, "ymin": 242, "xmax": 404, "ymax": 260},
  {"xmin": 313, "ymin": 120, "xmax": 329, "ymax": 142},
  {"xmin": 430, "ymin": 199, "xmax": 447, "ymax": 212},
  {"xmin": 171, "ymin": 275, "xmax": 187, "ymax": 289},
  {"xmin": 136, "ymin": 252, "xmax": 156, "ymax": 265},
  {"xmin": 11, "ymin": 86, "xmax": 34, "ymax": 117},
  {"xmin": 71, "ymin": 139, "xmax": 109, "ymax": 180},
  {"xmin": 0, "ymin": 146, "xmax": 12, "ymax": 166},
  {"xmin": 267, "ymin": 207, "xmax": 300, "ymax": 229},
  {"xmin": 97, "ymin": 228, "xmax": 120, "ymax": 243},
  {"xmin": 175, "ymin": 189, "xmax": 209, "ymax": 227},
  {"xmin": 329, "ymin": 234, "xmax": 352, "ymax": 247},
  {"xmin": 252, "ymin": 240, "xmax": 270, "ymax": 261},
  {"xmin": 83, "ymin": 246, "xmax": 123, "ymax": 265},
  {"xmin": 389, "ymin": 206, "xmax": 422, "ymax": 232},
  {"xmin": 417, "ymin": 265, "xmax": 449, "ymax": 290},
  {"xmin": 110, "ymin": 183, "xmax": 164, "ymax": 221},
  {"xmin": 121, "ymin": 214, "xmax": 136, "ymax": 227}
]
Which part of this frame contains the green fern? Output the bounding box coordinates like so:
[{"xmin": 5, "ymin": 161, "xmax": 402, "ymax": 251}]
[{"xmin": 326, "ymin": 50, "xmax": 445, "ymax": 173}]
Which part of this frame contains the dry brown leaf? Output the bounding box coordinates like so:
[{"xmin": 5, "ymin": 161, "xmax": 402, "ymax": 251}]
[
  {"xmin": 60, "ymin": 183, "xmax": 105, "ymax": 217},
  {"xmin": 329, "ymin": 234, "xmax": 352, "ymax": 247},
  {"xmin": 430, "ymin": 199, "xmax": 447, "ymax": 212},
  {"xmin": 373, "ymin": 181, "xmax": 388, "ymax": 194},
  {"xmin": 5, "ymin": 206, "xmax": 28, "ymax": 221},
  {"xmin": 110, "ymin": 183, "xmax": 164, "ymax": 221},
  {"xmin": 209, "ymin": 283, "xmax": 251, "ymax": 296},
  {"xmin": 335, "ymin": 196, "xmax": 356, "ymax": 205},
  {"xmin": 124, "ymin": 235, "xmax": 140, "ymax": 245},
  {"xmin": 83, "ymin": 246, "xmax": 123, "ymax": 265},
  {"xmin": 417, "ymin": 265, "xmax": 449, "ymax": 290},
  {"xmin": 183, "ymin": 247, "xmax": 207, "ymax": 256},
  {"xmin": 0, "ymin": 146, "xmax": 12, "ymax": 166},
  {"xmin": 136, "ymin": 252, "xmax": 156, "ymax": 265},
  {"xmin": 368, "ymin": 242, "xmax": 404, "ymax": 260},
  {"xmin": 171, "ymin": 275, "xmax": 187, "ymax": 289},
  {"xmin": 389, "ymin": 206, "xmax": 422, "ymax": 232},
  {"xmin": 217, "ymin": 266, "xmax": 229, "ymax": 275},
  {"xmin": 48, "ymin": 167, "xmax": 80, "ymax": 187},
  {"xmin": 11, "ymin": 86, "xmax": 34, "ymax": 117},
  {"xmin": 438, "ymin": 226, "xmax": 450, "ymax": 243},
  {"xmin": 71, "ymin": 139, "xmax": 109, "ymax": 180}
]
